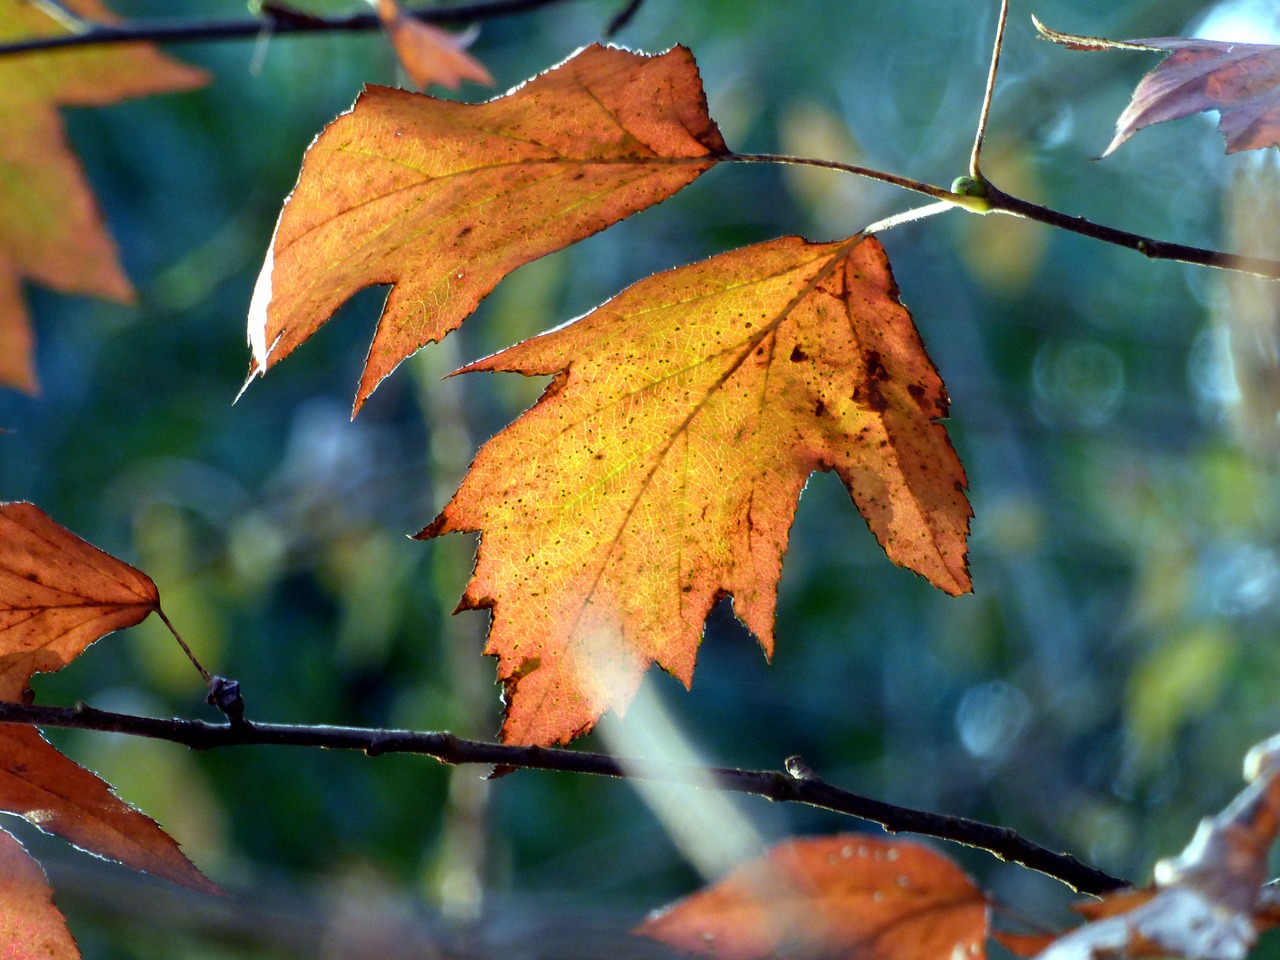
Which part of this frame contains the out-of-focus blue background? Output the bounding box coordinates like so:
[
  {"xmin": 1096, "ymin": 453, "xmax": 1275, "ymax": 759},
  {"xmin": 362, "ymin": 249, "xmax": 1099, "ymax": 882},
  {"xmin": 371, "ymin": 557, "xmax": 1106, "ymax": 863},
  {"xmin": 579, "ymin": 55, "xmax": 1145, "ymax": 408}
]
[{"xmin": 4, "ymin": 0, "xmax": 1280, "ymax": 956}]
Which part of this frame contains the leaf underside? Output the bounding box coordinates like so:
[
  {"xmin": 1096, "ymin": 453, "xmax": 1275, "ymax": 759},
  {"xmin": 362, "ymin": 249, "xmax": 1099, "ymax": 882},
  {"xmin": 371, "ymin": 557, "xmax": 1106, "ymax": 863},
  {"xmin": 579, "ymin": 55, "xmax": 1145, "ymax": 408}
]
[{"xmin": 1036, "ymin": 21, "xmax": 1280, "ymax": 154}]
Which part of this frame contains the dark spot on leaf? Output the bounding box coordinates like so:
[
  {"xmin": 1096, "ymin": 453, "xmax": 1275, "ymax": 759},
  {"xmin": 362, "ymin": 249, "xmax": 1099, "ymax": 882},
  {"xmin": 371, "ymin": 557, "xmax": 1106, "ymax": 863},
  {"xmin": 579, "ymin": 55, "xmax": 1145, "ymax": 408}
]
[
  {"xmin": 510, "ymin": 657, "xmax": 542, "ymax": 681},
  {"xmin": 814, "ymin": 400, "xmax": 826, "ymax": 417},
  {"xmin": 790, "ymin": 345, "xmax": 808, "ymax": 362},
  {"xmin": 852, "ymin": 349, "xmax": 890, "ymax": 412},
  {"xmin": 907, "ymin": 383, "xmax": 925, "ymax": 399}
]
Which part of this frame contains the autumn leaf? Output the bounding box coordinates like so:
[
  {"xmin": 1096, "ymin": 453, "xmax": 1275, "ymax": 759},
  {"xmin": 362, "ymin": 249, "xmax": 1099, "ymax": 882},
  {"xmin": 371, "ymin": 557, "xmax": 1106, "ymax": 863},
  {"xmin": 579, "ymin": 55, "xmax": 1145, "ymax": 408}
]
[
  {"xmin": 246, "ymin": 43, "xmax": 728, "ymax": 414},
  {"xmin": 1034, "ymin": 18, "xmax": 1280, "ymax": 155},
  {"xmin": 992, "ymin": 930, "xmax": 1058, "ymax": 957},
  {"xmin": 0, "ymin": 828, "xmax": 80, "ymax": 960},
  {"xmin": 0, "ymin": 502, "xmax": 215, "ymax": 893},
  {"xmin": 636, "ymin": 835, "xmax": 989, "ymax": 960},
  {"xmin": 0, "ymin": 0, "xmax": 208, "ymax": 394},
  {"xmin": 419, "ymin": 234, "xmax": 970, "ymax": 746},
  {"xmin": 376, "ymin": 0, "xmax": 493, "ymax": 90},
  {"xmin": 1030, "ymin": 733, "xmax": 1280, "ymax": 960}
]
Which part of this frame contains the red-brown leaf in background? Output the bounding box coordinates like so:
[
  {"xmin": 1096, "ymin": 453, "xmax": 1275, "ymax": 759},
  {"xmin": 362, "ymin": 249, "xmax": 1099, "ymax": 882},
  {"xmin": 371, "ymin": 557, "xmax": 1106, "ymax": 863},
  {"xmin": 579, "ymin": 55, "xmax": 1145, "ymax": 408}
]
[
  {"xmin": 992, "ymin": 929, "xmax": 1058, "ymax": 957},
  {"xmin": 0, "ymin": 502, "xmax": 215, "ymax": 893},
  {"xmin": 375, "ymin": 0, "xmax": 493, "ymax": 90},
  {"xmin": 636, "ymin": 836, "xmax": 989, "ymax": 960},
  {"xmin": 0, "ymin": 0, "xmax": 208, "ymax": 393},
  {"xmin": 420, "ymin": 235, "xmax": 970, "ymax": 746},
  {"xmin": 0, "ymin": 828, "xmax": 80, "ymax": 960},
  {"xmin": 246, "ymin": 43, "xmax": 727, "ymax": 413},
  {"xmin": 1035, "ymin": 18, "xmax": 1280, "ymax": 155},
  {"xmin": 1030, "ymin": 733, "xmax": 1280, "ymax": 960}
]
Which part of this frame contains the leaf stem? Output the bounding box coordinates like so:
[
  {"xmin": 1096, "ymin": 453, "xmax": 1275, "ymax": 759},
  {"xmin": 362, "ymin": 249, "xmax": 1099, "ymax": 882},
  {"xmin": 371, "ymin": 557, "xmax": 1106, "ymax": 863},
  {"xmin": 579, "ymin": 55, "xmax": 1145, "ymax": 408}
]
[
  {"xmin": 0, "ymin": 0, "xmax": 578, "ymax": 56},
  {"xmin": 970, "ymin": 0, "xmax": 1012, "ymax": 182},
  {"xmin": 727, "ymin": 152, "xmax": 964, "ymax": 205},
  {"xmin": 154, "ymin": 606, "xmax": 211, "ymax": 684},
  {"xmin": 0, "ymin": 699, "xmax": 1127, "ymax": 895},
  {"xmin": 862, "ymin": 200, "xmax": 958, "ymax": 235}
]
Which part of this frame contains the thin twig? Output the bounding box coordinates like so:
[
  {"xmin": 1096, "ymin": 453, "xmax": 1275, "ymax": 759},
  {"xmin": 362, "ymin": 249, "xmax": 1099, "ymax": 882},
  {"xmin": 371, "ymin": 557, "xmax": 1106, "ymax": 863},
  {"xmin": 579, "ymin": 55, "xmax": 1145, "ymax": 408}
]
[
  {"xmin": 723, "ymin": 153, "xmax": 1280, "ymax": 280},
  {"xmin": 970, "ymin": 0, "xmax": 1012, "ymax": 181},
  {"xmin": 605, "ymin": 0, "xmax": 646, "ymax": 36},
  {"xmin": 0, "ymin": 699, "xmax": 1126, "ymax": 895},
  {"xmin": 0, "ymin": 0, "xmax": 575, "ymax": 56},
  {"xmin": 985, "ymin": 183, "xmax": 1280, "ymax": 279}
]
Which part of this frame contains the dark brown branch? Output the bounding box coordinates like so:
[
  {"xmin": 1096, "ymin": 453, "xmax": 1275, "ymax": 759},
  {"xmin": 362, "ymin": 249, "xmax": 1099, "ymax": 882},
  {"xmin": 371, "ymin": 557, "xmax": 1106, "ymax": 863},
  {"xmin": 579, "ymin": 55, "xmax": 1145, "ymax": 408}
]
[
  {"xmin": 605, "ymin": 0, "xmax": 646, "ymax": 36},
  {"xmin": 726, "ymin": 154, "xmax": 1280, "ymax": 281},
  {"xmin": 0, "ymin": 0, "xmax": 575, "ymax": 57},
  {"xmin": 984, "ymin": 182, "xmax": 1280, "ymax": 278},
  {"xmin": 0, "ymin": 699, "xmax": 1125, "ymax": 896}
]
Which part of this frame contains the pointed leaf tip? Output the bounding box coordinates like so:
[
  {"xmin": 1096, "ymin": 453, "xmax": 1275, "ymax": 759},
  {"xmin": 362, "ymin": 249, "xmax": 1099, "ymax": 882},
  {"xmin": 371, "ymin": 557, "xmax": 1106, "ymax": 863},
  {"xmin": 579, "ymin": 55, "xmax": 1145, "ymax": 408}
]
[{"xmin": 0, "ymin": 501, "xmax": 159, "ymax": 699}]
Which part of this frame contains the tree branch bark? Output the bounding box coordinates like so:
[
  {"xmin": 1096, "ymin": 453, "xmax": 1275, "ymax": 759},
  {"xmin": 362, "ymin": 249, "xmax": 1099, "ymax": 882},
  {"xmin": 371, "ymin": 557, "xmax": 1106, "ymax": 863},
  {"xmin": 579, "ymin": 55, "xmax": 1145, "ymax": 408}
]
[
  {"xmin": 0, "ymin": 0, "xmax": 579, "ymax": 56},
  {"xmin": 0, "ymin": 699, "xmax": 1126, "ymax": 896}
]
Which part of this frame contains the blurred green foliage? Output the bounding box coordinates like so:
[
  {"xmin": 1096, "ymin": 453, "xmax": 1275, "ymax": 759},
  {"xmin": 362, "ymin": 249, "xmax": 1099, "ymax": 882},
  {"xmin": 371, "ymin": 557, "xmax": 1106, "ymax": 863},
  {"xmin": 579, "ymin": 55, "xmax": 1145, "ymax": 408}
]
[{"xmin": 5, "ymin": 0, "xmax": 1280, "ymax": 956}]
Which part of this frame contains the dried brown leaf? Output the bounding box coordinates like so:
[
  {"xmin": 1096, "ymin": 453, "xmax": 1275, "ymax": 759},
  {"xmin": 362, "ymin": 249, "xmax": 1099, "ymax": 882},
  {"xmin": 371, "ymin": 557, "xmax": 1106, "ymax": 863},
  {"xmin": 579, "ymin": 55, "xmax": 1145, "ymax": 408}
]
[
  {"xmin": 375, "ymin": 0, "xmax": 493, "ymax": 89},
  {"xmin": 1035, "ymin": 18, "xmax": 1280, "ymax": 154}
]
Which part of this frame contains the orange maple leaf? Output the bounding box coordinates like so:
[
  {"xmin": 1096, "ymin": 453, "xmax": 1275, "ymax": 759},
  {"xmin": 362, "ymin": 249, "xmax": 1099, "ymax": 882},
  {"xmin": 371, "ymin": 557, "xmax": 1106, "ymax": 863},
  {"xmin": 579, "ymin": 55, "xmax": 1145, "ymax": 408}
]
[
  {"xmin": 1035, "ymin": 19, "xmax": 1280, "ymax": 155},
  {"xmin": 0, "ymin": 502, "xmax": 215, "ymax": 893},
  {"xmin": 0, "ymin": 829, "xmax": 80, "ymax": 960},
  {"xmin": 636, "ymin": 835, "xmax": 989, "ymax": 960},
  {"xmin": 419, "ymin": 235, "xmax": 970, "ymax": 746},
  {"xmin": 246, "ymin": 43, "xmax": 727, "ymax": 413},
  {"xmin": 375, "ymin": 0, "xmax": 493, "ymax": 90},
  {"xmin": 0, "ymin": 0, "xmax": 208, "ymax": 393}
]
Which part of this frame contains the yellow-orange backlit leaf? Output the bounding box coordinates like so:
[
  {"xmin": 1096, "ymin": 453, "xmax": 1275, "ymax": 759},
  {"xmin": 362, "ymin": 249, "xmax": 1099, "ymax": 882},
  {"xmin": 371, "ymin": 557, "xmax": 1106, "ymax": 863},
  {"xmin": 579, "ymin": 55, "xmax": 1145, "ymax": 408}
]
[
  {"xmin": 0, "ymin": 502, "xmax": 215, "ymax": 893},
  {"xmin": 637, "ymin": 836, "xmax": 989, "ymax": 960},
  {"xmin": 419, "ymin": 235, "xmax": 970, "ymax": 746},
  {"xmin": 0, "ymin": 0, "xmax": 208, "ymax": 393},
  {"xmin": 246, "ymin": 43, "xmax": 727, "ymax": 413},
  {"xmin": 376, "ymin": 0, "xmax": 493, "ymax": 90},
  {"xmin": 0, "ymin": 828, "xmax": 80, "ymax": 960}
]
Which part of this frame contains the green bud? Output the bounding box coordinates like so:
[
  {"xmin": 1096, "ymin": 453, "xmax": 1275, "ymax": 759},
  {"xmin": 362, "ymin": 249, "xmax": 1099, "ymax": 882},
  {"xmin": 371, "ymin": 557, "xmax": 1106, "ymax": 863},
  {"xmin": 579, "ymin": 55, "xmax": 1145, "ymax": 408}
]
[{"xmin": 950, "ymin": 176, "xmax": 988, "ymax": 199}]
